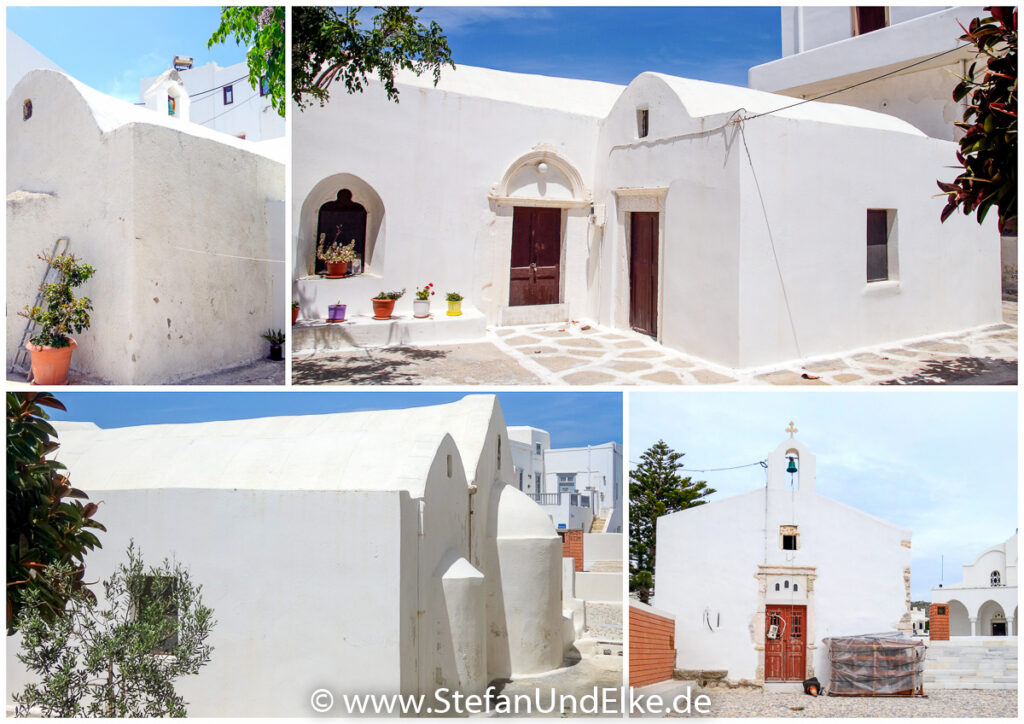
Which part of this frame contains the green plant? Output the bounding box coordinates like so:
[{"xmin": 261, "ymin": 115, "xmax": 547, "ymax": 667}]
[
  {"xmin": 12, "ymin": 542, "xmax": 215, "ymax": 717},
  {"xmin": 445, "ymin": 291, "xmax": 463, "ymax": 302},
  {"xmin": 291, "ymin": 300, "xmax": 300, "ymax": 310},
  {"xmin": 375, "ymin": 289, "xmax": 406, "ymax": 300},
  {"xmin": 316, "ymin": 233, "xmax": 357, "ymax": 264},
  {"xmin": 7, "ymin": 392, "xmax": 105, "ymax": 635},
  {"xmin": 292, "ymin": 6, "xmax": 454, "ymax": 109},
  {"xmin": 261, "ymin": 329, "xmax": 286, "ymax": 345},
  {"xmin": 938, "ymin": 7, "xmax": 1017, "ymax": 234},
  {"xmin": 415, "ymin": 283, "xmax": 435, "ymax": 301},
  {"xmin": 629, "ymin": 440, "xmax": 716, "ymax": 604},
  {"xmin": 21, "ymin": 251, "xmax": 95, "ymax": 349},
  {"xmin": 208, "ymin": 6, "xmax": 286, "ymax": 117}
]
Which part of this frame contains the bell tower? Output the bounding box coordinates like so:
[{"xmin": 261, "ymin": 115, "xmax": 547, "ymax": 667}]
[{"xmin": 766, "ymin": 421, "xmax": 816, "ymax": 492}]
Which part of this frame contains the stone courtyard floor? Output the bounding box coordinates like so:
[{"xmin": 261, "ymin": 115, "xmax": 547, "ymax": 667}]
[
  {"xmin": 490, "ymin": 652, "xmax": 623, "ymax": 718},
  {"xmin": 292, "ymin": 302, "xmax": 1017, "ymax": 386},
  {"xmin": 6, "ymin": 357, "xmax": 286, "ymax": 386},
  {"xmin": 640, "ymin": 682, "xmax": 1017, "ymax": 718}
]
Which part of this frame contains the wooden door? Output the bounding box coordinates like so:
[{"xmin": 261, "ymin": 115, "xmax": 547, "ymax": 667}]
[
  {"xmin": 765, "ymin": 605, "xmax": 807, "ymax": 682},
  {"xmin": 510, "ymin": 206, "xmax": 561, "ymax": 306},
  {"xmin": 629, "ymin": 212, "xmax": 659, "ymax": 337}
]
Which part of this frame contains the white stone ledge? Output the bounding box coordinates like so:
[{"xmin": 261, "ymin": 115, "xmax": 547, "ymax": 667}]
[{"xmin": 292, "ymin": 306, "xmax": 487, "ymax": 352}]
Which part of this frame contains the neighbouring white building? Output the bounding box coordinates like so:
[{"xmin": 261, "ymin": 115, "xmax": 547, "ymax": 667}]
[
  {"xmin": 911, "ymin": 601, "xmax": 930, "ymax": 637},
  {"xmin": 749, "ymin": 5, "xmax": 1016, "ymax": 299},
  {"xmin": 140, "ymin": 59, "xmax": 285, "ymax": 142},
  {"xmin": 5, "ymin": 396, "xmax": 578, "ymax": 716},
  {"xmin": 931, "ymin": 532, "xmax": 1018, "ymax": 636},
  {"xmin": 655, "ymin": 427, "xmax": 913, "ymax": 685},
  {"xmin": 508, "ymin": 426, "xmax": 622, "ymax": 533},
  {"xmin": 7, "ymin": 69, "xmax": 285, "ymax": 384},
  {"xmin": 292, "ymin": 58, "xmax": 999, "ymax": 369}
]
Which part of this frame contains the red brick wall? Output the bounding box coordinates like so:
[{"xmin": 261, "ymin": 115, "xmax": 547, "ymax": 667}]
[
  {"xmin": 562, "ymin": 529, "xmax": 584, "ymax": 572},
  {"xmin": 929, "ymin": 603, "xmax": 950, "ymax": 641},
  {"xmin": 630, "ymin": 604, "xmax": 676, "ymax": 687}
]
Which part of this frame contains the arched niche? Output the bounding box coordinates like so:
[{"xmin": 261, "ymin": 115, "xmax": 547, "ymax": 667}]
[
  {"xmin": 315, "ymin": 190, "xmax": 367, "ymax": 275},
  {"xmin": 946, "ymin": 599, "xmax": 971, "ymax": 636},
  {"xmin": 297, "ymin": 173, "xmax": 385, "ymax": 277},
  {"xmin": 488, "ymin": 145, "xmax": 590, "ymax": 208}
]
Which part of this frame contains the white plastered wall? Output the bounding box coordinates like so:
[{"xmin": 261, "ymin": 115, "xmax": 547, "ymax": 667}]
[{"xmin": 6, "ymin": 70, "xmax": 285, "ymax": 384}]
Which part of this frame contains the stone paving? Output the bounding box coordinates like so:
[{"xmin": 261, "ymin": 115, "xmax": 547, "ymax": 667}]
[
  {"xmin": 6, "ymin": 357, "xmax": 286, "ymax": 386},
  {"xmin": 294, "ymin": 302, "xmax": 1017, "ymax": 386},
  {"xmin": 641, "ymin": 681, "xmax": 1017, "ymax": 718},
  {"xmin": 490, "ymin": 652, "xmax": 623, "ymax": 718}
]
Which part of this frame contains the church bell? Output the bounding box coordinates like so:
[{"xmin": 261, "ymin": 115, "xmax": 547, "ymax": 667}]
[{"xmin": 786, "ymin": 456, "xmax": 798, "ymax": 474}]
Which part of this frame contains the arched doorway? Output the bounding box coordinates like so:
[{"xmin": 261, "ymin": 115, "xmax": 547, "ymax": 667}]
[
  {"xmin": 315, "ymin": 190, "xmax": 367, "ymax": 275},
  {"xmin": 947, "ymin": 599, "xmax": 971, "ymax": 636},
  {"xmin": 977, "ymin": 600, "xmax": 1007, "ymax": 636}
]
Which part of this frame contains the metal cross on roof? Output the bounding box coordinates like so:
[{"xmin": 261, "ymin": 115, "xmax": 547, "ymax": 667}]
[{"xmin": 786, "ymin": 421, "xmax": 798, "ymax": 439}]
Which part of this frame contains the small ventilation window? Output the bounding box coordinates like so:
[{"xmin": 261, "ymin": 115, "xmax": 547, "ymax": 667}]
[
  {"xmin": 446, "ymin": 454, "xmax": 453, "ymax": 478},
  {"xmin": 637, "ymin": 107, "xmax": 649, "ymax": 138},
  {"xmin": 23, "ymin": 99, "xmax": 32, "ymax": 120},
  {"xmin": 793, "ymin": 584, "xmax": 798, "ymax": 592},
  {"xmin": 782, "ymin": 535, "xmax": 797, "ymax": 550},
  {"xmin": 784, "ymin": 580, "xmax": 790, "ymax": 589},
  {"xmin": 497, "ymin": 436, "xmax": 502, "ymax": 469},
  {"xmin": 991, "ymin": 570, "xmax": 1002, "ymax": 587},
  {"xmin": 775, "ymin": 583, "xmax": 780, "ymax": 591},
  {"xmin": 937, "ymin": 606, "xmax": 947, "ymax": 615}
]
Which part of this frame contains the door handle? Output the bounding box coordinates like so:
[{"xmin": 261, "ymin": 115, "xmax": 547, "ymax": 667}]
[{"xmin": 530, "ymin": 262, "xmax": 537, "ymax": 283}]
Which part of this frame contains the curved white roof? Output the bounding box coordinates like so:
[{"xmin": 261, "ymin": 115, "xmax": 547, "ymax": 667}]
[
  {"xmin": 15, "ymin": 69, "xmax": 284, "ymax": 163},
  {"xmin": 644, "ymin": 72, "xmax": 926, "ymax": 136},
  {"xmin": 495, "ymin": 485, "xmax": 560, "ymax": 540},
  {"xmin": 394, "ymin": 63, "xmax": 625, "ymax": 119},
  {"xmin": 52, "ymin": 396, "xmax": 500, "ymax": 496}
]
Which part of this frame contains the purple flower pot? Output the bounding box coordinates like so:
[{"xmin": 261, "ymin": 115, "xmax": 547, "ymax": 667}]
[{"xmin": 327, "ymin": 304, "xmax": 347, "ymax": 323}]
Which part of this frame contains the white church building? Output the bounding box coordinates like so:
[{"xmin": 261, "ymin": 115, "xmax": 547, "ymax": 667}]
[
  {"xmin": 655, "ymin": 427, "xmax": 913, "ymax": 685},
  {"xmin": 292, "ymin": 48, "xmax": 999, "ymax": 370},
  {"xmin": 7, "ymin": 68, "xmax": 285, "ymax": 384},
  {"xmin": 932, "ymin": 532, "xmax": 1018, "ymax": 637},
  {"xmin": 5, "ymin": 396, "xmax": 579, "ymax": 716}
]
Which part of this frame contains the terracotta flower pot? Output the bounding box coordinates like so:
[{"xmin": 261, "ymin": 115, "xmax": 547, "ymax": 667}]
[
  {"xmin": 292, "ymin": 307, "xmax": 300, "ymax": 324},
  {"xmin": 26, "ymin": 338, "xmax": 77, "ymax": 385},
  {"xmin": 372, "ymin": 298, "xmax": 397, "ymax": 320},
  {"xmin": 326, "ymin": 261, "xmax": 348, "ymax": 276},
  {"xmin": 327, "ymin": 304, "xmax": 347, "ymax": 322},
  {"xmin": 269, "ymin": 343, "xmax": 284, "ymax": 361},
  {"xmin": 447, "ymin": 300, "xmax": 462, "ymax": 317},
  {"xmin": 413, "ymin": 299, "xmax": 430, "ymax": 318}
]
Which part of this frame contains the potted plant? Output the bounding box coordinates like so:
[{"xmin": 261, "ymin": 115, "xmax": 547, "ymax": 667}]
[
  {"xmin": 291, "ymin": 300, "xmax": 300, "ymax": 324},
  {"xmin": 414, "ymin": 283, "xmax": 435, "ymax": 318},
  {"xmin": 327, "ymin": 301, "xmax": 347, "ymax": 323},
  {"xmin": 446, "ymin": 291, "xmax": 464, "ymax": 317},
  {"xmin": 261, "ymin": 329, "xmax": 285, "ymax": 361},
  {"xmin": 372, "ymin": 289, "xmax": 405, "ymax": 320},
  {"xmin": 317, "ymin": 233, "xmax": 356, "ymax": 277},
  {"xmin": 21, "ymin": 250, "xmax": 95, "ymax": 385}
]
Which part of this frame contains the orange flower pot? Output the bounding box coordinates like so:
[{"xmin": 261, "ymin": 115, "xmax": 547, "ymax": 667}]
[
  {"xmin": 326, "ymin": 261, "xmax": 348, "ymax": 276},
  {"xmin": 292, "ymin": 307, "xmax": 300, "ymax": 324},
  {"xmin": 26, "ymin": 338, "xmax": 77, "ymax": 385},
  {"xmin": 372, "ymin": 298, "xmax": 397, "ymax": 320}
]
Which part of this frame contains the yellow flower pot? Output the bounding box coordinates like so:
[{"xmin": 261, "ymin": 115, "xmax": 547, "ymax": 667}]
[{"xmin": 447, "ymin": 300, "xmax": 462, "ymax": 316}]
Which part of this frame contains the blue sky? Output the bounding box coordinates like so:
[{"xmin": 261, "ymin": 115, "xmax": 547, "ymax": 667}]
[
  {"xmin": 47, "ymin": 391, "xmax": 622, "ymax": 448},
  {"xmin": 630, "ymin": 390, "xmax": 1018, "ymax": 600},
  {"xmin": 7, "ymin": 6, "xmax": 246, "ymax": 102},
  {"xmin": 7, "ymin": 6, "xmax": 782, "ymax": 103}
]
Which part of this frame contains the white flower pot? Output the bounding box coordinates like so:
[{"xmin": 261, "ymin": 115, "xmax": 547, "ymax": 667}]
[{"xmin": 413, "ymin": 299, "xmax": 431, "ymax": 318}]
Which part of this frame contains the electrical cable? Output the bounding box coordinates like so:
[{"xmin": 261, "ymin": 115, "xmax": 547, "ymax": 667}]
[{"xmin": 682, "ymin": 459, "xmax": 768, "ymax": 473}]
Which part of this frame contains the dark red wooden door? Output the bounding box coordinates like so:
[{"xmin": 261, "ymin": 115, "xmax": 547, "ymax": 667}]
[
  {"xmin": 510, "ymin": 207, "xmax": 561, "ymax": 306},
  {"xmin": 765, "ymin": 605, "xmax": 807, "ymax": 682},
  {"xmin": 629, "ymin": 212, "xmax": 659, "ymax": 337}
]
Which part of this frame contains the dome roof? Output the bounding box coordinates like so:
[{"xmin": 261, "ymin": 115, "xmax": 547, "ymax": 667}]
[{"xmin": 495, "ymin": 484, "xmax": 559, "ymax": 540}]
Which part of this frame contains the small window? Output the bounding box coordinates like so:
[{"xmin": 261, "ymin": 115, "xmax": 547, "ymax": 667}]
[
  {"xmin": 23, "ymin": 99, "xmax": 32, "ymax": 120},
  {"xmin": 782, "ymin": 535, "xmax": 797, "ymax": 550},
  {"xmin": 497, "ymin": 436, "xmax": 502, "ymax": 469},
  {"xmin": 223, "ymin": 85, "xmax": 234, "ymax": 105},
  {"xmin": 991, "ymin": 570, "xmax": 1002, "ymax": 586},
  {"xmin": 937, "ymin": 606, "xmax": 947, "ymax": 615},
  {"xmin": 793, "ymin": 584, "xmax": 798, "ymax": 592},
  {"xmin": 853, "ymin": 7, "xmax": 888, "ymax": 36},
  {"xmin": 260, "ymin": 76, "xmax": 270, "ymax": 97},
  {"xmin": 866, "ymin": 209, "xmax": 894, "ymax": 282},
  {"xmin": 446, "ymin": 454, "xmax": 453, "ymax": 478},
  {"xmin": 136, "ymin": 575, "xmax": 179, "ymax": 654},
  {"xmin": 518, "ymin": 470, "xmax": 523, "ymax": 490},
  {"xmin": 775, "ymin": 583, "xmax": 780, "ymax": 591},
  {"xmin": 784, "ymin": 580, "xmax": 790, "ymax": 589},
  {"xmin": 167, "ymin": 95, "xmax": 176, "ymax": 117},
  {"xmin": 535, "ymin": 442, "xmax": 542, "ymax": 455},
  {"xmin": 637, "ymin": 108, "xmax": 649, "ymax": 139}
]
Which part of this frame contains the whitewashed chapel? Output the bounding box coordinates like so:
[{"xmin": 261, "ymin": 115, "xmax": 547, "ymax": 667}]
[
  {"xmin": 293, "ymin": 27, "xmax": 999, "ymax": 369},
  {"xmin": 655, "ymin": 426, "xmax": 913, "ymax": 684},
  {"xmin": 5, "ymin": 396, "xmax": 583, "ymax": 716}
]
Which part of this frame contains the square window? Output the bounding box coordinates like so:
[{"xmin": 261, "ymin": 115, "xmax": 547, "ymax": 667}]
[
  {"xmin": 782, "ymin": 535, "xmax": 798, "ymax": 550},
  {"xmin": 637, "ymin": 108, "xmax": 649, "ymax": 139},
  {"xmin": 937, "ymin": 606, "xmax": 946, "ymax": 615},
  {"xmin": 223, "ymin": 85, "xmax": 234, "ymax": 105}
]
